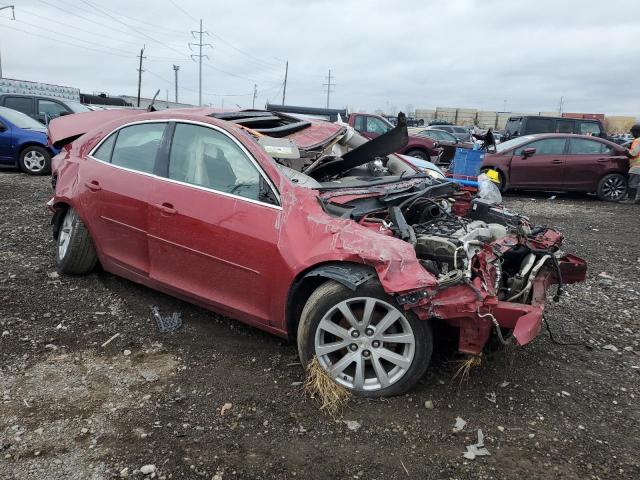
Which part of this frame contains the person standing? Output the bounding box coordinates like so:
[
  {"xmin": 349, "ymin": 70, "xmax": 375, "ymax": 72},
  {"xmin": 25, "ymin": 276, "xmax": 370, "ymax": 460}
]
[{"xmin": 620, "ymin": 124, "xmax": 640, "ymax": 204}]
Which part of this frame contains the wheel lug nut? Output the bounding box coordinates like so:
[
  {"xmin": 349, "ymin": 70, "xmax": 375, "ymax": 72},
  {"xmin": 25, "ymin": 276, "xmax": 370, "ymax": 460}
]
[
  {"xmin": 349, "ymin": 344, "xmax": 358, "ymax": 352},
  {"xmin": 350, "ymin": 330, "xmax": 360, "ymax": 338},
  {"xmin": 362, "ymin": 349, "xmax": 371, "ymax": 358},
  {"xmin": 365, "ymin": 328, "xmax": 374, "ymax": 336},
  {"xmin": 372, "ymin": 340, "xmax": 381, "ymax": 348}
]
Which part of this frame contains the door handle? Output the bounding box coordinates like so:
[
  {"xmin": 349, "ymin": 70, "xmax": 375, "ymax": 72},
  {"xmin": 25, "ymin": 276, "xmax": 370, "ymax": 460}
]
[
  {"xmin": 596, "ymin": 158, "xmax": 608, "ymax": 162},
  {"xmin": 85, "ymin": 180, "xmax": 101, "ymax": 191},
  {"xmin": 153, "ymin": 202, "xmax": 177, "ymax": 215},
  {"xmin": 551, "ymin": 159, "xmax": 563, "ymax": 165}
]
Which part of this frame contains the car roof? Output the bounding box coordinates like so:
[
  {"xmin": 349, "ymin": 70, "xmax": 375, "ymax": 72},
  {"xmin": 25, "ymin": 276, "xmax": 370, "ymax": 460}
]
[{"xmin": 503, "ymin": 133, "xmax": 623, "ymax": 149}]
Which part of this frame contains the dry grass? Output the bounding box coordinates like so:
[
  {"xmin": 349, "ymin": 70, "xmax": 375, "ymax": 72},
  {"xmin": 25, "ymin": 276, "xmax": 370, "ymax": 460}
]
[
  {"xmin": 452, "ymin": 354, "xmax": 482, "ymax": 385},
  {"xmin": 303, "ymin": 356, "xmax": 351, "ymax": 417}
]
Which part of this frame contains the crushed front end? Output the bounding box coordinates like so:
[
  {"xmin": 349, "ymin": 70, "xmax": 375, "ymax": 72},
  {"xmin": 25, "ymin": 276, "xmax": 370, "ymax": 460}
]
[{"xmin": 319, "ymin": 183, "xmax": 587, "ymax": 356}]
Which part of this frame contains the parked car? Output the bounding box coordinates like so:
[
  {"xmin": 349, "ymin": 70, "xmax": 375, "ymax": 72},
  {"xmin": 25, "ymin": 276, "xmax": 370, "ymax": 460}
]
[
  {"xmin": 503, "ymin": 115, "xmax": 606, "ymax": 140},
  {"xmin": 0, "ymin": 106, "xmax": 59, "ymax": 175},
  {"xmin": 422, "ymin": 124, "xmax": 473, "ymax": 142},
  {"xmin": 415, "ymin": 128, "xmax": 474, "ymax": 164},
  {"xmin": 0, "ymin": 93, "xmax": 91, "ymax": 124},
  {"xmin": 47, "ymin": 109, "xmax": 586, "ymax": 397},
  {"xmin": 481, "ymin": 133, "xmax": 629, "ymax": 201}
]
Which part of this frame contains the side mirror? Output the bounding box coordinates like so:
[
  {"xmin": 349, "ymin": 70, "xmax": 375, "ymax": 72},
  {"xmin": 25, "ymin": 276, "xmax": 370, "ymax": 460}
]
[
  {"xmin": 522, "ymin": 147, "xmax": 536, "ymax": 158},
  {"xmin": 0, "ymin": 123, "xmax": 7, "ymax": 133},
  {"xmin": 59, "ymin": 111, "xmax": 71, "ymax": 117}
]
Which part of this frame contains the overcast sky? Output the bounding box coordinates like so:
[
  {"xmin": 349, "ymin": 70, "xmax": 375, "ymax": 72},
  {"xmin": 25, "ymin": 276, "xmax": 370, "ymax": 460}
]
[{"xmin": 1, "ymin": 0, "xmax": 638, "ymax": 116}]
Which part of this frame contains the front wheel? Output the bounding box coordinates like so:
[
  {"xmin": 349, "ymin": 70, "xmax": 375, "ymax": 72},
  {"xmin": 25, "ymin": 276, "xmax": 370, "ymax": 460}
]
[
  {"xmin": 297, "ymin": 280, "xmax": 433, "ymax": 397},
  {"xmin": 597, "ymin": 173, "xmax": 627, "ymax": 201},
  {"xmin": 19, "ymin": 146, "xmax": 51, "ymax": 175}
]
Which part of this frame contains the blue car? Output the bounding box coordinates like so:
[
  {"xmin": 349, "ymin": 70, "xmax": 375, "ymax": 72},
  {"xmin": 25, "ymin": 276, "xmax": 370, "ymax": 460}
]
[{"xmin": 0, "ymin": 106, "xmax": 59, "ymax": 175}]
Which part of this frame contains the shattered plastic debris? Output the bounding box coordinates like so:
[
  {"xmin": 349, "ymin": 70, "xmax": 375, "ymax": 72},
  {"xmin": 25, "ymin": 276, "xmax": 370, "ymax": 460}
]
[
  {"xmin": 485, "ymin": 392, "xmax": 497, "ymax": 403},
  {"xmin": 602, "ymin": 344, "xmax": 619, "ymax": 352},
  {"xmin": 463, "ymin": 429, "xmax": 491, "ymax": 460},
  {"xmin": 342, "ymin": 420, "xmax": 362, "ymax": 431},
  {"xmin": 453, "ymin": 416, "xmax": 467, "ymax": 433},
  {"xmin": 220, "ymin": 402, "xmax": 232, "ymax": 416},
  {"xmin": 152, "ymin": 306, "xmax": 182, "ymax": 333}
]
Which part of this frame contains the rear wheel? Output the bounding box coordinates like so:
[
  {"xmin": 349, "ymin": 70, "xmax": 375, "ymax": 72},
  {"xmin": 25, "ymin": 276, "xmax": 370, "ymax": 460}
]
[
  {"xmin": 56, "ymin": 207, "xmax": 98, "ymax": 275},
  {"xmin": 19, "ymin": 146, "xmax": 51, "ymax": 175},
  {"xmin": 405, "ymin": 149, "xmax": 428, "ymax": 160},
  {"xmin": 597, "ymin": 173, "xmax": 627, "ymax": 201},
  {"xmin": 297, "ymin": 280, "xmax": 432, "ymax": 397}
]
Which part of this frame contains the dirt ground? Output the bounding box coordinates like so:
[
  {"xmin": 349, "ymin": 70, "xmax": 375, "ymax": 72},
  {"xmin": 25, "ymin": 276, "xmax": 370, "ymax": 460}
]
[{"xmin": 1, "ymin": 170, "xmax": 639, "ymax": 480}]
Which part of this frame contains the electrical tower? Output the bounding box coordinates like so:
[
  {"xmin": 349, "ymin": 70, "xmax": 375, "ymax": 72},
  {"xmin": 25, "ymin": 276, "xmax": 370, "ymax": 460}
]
[
  {"xmin": 252, "ymin": 84, "xmax": 258, "ymax": 109},
  {"xmin": 172, "ymin": 65, "xmax": 180, "ymax": 103},
  {"xmin": 323, "ymin": 69, "xmax": 335, "ymax": 108},
  {"xmin": 136, "ymin": 45, "xmax": 146, "ymax": 108},
  {"xmin": 189, "ymin": 19, "xmax": 212, "ymax": 107}
]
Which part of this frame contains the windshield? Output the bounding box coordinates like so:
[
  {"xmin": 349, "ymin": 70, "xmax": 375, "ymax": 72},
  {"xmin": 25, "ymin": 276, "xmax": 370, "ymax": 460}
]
[
  {"xmin": 0, "ymin": 106, "xmax": 45, "ymax": 129},
  {"xmin": 64, "ymin": 100, "xmax": 91, "ymax": 113},
  {"xmin": 496, "ymin": 135, "xmax": 536, "ymax": 153}
]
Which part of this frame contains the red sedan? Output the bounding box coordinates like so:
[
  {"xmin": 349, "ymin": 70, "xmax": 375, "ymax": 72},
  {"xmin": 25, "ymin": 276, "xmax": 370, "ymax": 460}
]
[
  {"xmin": 482, "ymin": 133, "xmax": 629, "ymax": 201},
  {"xmin": 48, "ymin": 109, "xmax": 586, "ymax": 397}
]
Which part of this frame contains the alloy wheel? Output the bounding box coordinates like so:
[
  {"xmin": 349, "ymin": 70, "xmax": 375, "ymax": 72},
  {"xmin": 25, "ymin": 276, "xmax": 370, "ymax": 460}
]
[
  {"xmin": 58, "ymin": 210, "xmax": 75, "ymax": 260},
  {"xmin": 22, "ymin": 150, "xmax": 46, "ymax": 173},
  {"xmin": 314, "ymin": 297, "xmax": 415, "ymax": 392},
  {"xmin": 602, "ymin": 176, "xmax": 626, "ymax": 200}
]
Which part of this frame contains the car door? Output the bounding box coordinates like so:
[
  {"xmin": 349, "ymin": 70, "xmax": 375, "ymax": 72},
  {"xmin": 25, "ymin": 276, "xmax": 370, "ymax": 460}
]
[
  {"xmin": 564, "ymin": 138, "xmax": 614, "ymax": 190},
  {"xmin": 80, "ymin": 121, "xmax": 168, "ymax": 278},
  {"xmin": 147, "ymin": 121, "xmax": 281, "ymax": 326},
  {"xmin": 508, "ymin": 138, "xmax": 567, "ymax": 188},
  {"xmin": 36, "ymin": 99, "xmax": 70, "ymax": 124}
]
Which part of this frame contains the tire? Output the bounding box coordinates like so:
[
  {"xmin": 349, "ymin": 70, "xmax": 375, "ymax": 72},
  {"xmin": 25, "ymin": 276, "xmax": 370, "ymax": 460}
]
[
  {"xmin": 597, "ymin": 173, "xmax": 627, "ymax": 202},
  {"xmin": 19, "ymin": 146, "xmax": 51, "ymax": 175},
  {"xmin": 405, "ymin": 149, "xmax": 428, "ymax": 160},
  {"xmin": 481, "ymin": 167, "xmax": 508, "ymax": 192},
  {"xmin": 56, "ymin": 207, "xmax": 98, "ymax": 275},
  {"xmin": 297, "ymin": 279, "xmax": 433, "ymax": 397}
]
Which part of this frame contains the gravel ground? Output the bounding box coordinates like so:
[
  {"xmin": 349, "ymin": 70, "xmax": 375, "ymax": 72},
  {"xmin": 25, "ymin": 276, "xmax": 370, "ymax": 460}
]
[{"xmin": 1, "ymin": 171, "xmax": 639, "ymax": 480}]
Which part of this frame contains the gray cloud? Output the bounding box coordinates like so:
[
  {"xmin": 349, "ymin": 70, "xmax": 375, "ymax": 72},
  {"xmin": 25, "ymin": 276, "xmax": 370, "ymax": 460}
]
[{"xmin": 1, "ymin": 0, "xmax": 638, "ymax": 116}]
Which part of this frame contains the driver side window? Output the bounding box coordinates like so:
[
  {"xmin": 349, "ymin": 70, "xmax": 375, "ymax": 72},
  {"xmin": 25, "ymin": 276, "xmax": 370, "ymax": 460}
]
[
  {"xmin": 168, "ymin": 123, "xmax": 268, "ymax": 202},
  {"xmin": 514, "ymin": 138, "xmax": 566, "ymax": 155},
  {"xmin": 366, "ymin": 117, "xmax": 390, "ymax": 135}
]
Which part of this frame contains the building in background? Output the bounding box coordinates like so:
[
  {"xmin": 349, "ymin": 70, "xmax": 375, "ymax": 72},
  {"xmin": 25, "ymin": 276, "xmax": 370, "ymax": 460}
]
[{"xmin": 0, "ymin": 77, "xmax": 80, "ymax": 101}]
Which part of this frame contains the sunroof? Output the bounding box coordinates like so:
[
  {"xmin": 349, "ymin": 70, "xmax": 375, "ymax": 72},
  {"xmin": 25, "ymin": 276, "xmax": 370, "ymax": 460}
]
[{"xmin": 209, "ymin": 110, "xmax": 312, "ymax": 137}]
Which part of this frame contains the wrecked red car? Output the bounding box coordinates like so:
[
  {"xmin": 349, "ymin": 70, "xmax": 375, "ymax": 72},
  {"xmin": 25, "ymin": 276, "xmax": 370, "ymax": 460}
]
[{"xmin": 47, "ymin": 109, "xmax": 587, "ymax": 397}]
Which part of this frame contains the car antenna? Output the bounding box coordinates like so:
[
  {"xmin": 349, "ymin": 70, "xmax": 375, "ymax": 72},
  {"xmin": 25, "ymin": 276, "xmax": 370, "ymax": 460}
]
[{"xmin": 147, "ymin": 89, "xmax": 161, "ymax": 112}]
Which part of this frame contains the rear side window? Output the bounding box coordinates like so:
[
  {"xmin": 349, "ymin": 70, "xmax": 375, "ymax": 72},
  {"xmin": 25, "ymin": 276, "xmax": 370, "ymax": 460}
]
[
  {"xmin": 38, "ymin": 100, "xmax": 68, "ymax": 118},
  {"xmin": 505, "ymin": 118, "xmax": 522, "ymax": 136},
  {"xmin": 110, "ymin": 123, "xmax": 166, "ymax": 174},
  {"xmin": 556, "ymin": 120, "xmax": 574, "ymax": 134},
  {"xmin": 93, "ymin": 133, "xmax": 117, "ymax": 162},
  {"xmin": 515, "ymin": 138, "xmax": 566, "ymax": 155},
  {"xmin": 568, "ymin": 138, "xmax": 609, "ymax": 154},
  {"xmin": 525, "ymin": 118, "xmax": 554, "ymax": 134},
  {"xmin": 354, "ymin": 115, "xmax": 365, "ymax": 132},
  {"xmin": 3, "ymin": 97, "xmax": 33, "ymax": 115},
  {"xmin": 578, "ymin": 121, "xmax": 602, "ymax": 136}
]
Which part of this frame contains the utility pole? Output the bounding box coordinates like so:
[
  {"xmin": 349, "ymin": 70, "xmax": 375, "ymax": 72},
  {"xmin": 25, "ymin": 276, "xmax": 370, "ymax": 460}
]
[
  {"xmin": 0, "ymin": 5, "xmax": 16, "ymax": 79},
  {"xmin": 172, "ymin": 65, "xmax": 180, "ymax": 103},
  {"xmin": 503, "ymin": 99, "xmax": 507, "ymax": 112},
  {"xmin": 282, "ymin": 60, "xmax": 288, "ymax": 105},
  {"xmin": 136, "ymin": 45, "xmax": 146, "ymax": 108},
  {"xmin": 558, "ymin": 96, "xmax": 564, "ymax": 115},
  {"xmin": 323, "ymin": 69, "xmax": 335, "ymax": 109},
  {"xmin": 252, "ymin": 83, "xmax": 257, "ymax": 109},
  {"xmin": 189, "ymin": 19, "xmax": 212, "ymax": 107}
]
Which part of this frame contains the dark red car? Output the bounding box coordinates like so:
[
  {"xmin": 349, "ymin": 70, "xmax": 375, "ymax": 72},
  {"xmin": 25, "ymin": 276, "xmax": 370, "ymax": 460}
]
[
  {"xmin": 47, "ymin": 109, "xmax": 586, "ymax": 397},
  {"xmin": 482, "ymin": 133, "xmax": 629, "ymax": 201}
]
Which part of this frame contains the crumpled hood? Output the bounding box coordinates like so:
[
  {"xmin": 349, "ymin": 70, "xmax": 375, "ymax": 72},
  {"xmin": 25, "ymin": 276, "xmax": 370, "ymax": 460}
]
[{"xmin": 48, "ymin": 109, "xmax": 146, "ymax": 148}]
